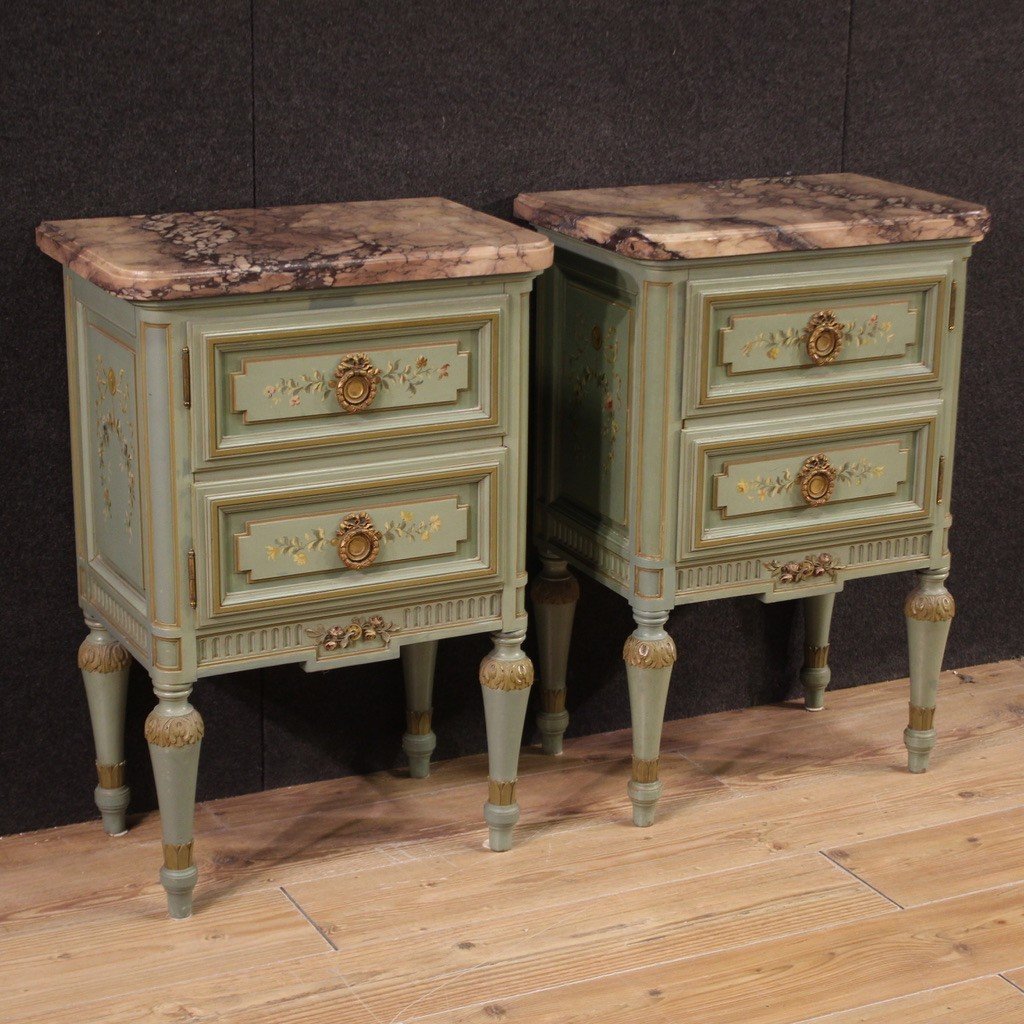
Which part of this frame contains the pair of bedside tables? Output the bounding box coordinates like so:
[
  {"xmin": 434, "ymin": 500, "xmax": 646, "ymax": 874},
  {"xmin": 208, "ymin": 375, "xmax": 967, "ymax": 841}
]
[{"xmin": 38, "ymin": 174, "xmax": 989, "ymax": 917}]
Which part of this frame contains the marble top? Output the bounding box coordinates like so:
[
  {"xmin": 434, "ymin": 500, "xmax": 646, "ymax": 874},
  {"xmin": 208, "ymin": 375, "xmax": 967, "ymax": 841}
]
[
  {"xmin": 514, "ymin": 174, "xmax": 990, "ymax": 261},
  {"xmin": 36, "ymin": 197, "xmax": 553, "ymax": 300}
]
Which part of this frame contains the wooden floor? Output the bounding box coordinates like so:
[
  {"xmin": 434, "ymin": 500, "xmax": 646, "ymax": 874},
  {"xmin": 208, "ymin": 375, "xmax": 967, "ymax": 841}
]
[{"xmin": 4, "ymin": 661, "xmax": 1024, "ymax": 1023}]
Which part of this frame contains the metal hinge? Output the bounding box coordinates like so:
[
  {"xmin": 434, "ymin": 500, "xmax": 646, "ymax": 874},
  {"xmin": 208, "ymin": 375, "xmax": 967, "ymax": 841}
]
[
  {"xmin": 947, "ymin": 281, "xmax": 957, "ymax": 331},
  {"xmin": 182, "ymin": 348, "xmax": 192, "ymax": 407},
  {"xmin": 936, "ymin": 455, "xmax": 946, "ymax": 505},
  {"xmin": 187, "ymin": 549, "xmax": 197, "ymax": 608}
]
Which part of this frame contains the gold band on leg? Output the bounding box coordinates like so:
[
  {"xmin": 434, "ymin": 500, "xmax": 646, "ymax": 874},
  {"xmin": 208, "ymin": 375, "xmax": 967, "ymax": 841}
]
[
  {"xmin": 909, "ymin": 704, "xmax": 936, "ymax": 731},
  {"xmin": 163, "ymin": 841, "xmax": 194, "ymax": 870},
  {"xmin": 632, "ymin": 757, "xmax": 660, "ymax": 784},
  {"xmin": 406, "ymin": 709, "xmax": 433, "ymax": 735},
  {"xmin": 96, "ymin": 761, "xmax": 126, "ymax": 789},
  {"xmin": 488, "ymin": 780, "xmax": 517, "ymax": 806},
  {"xmin": 803, "ymin": 644, "xmax": 830, "ymax": 669},
  {"xmin": 540, "ymin": 688, "xmax": 567, "ymax": 714}
]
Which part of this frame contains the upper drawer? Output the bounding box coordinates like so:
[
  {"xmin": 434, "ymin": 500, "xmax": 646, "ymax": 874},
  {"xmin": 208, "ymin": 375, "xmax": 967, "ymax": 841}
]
[
  {"xmin": 193, "ymin": 299, "xmax": 503, "ymax": 463},
  {"xmin": 679, "ymin": 403, "xmax": 938, "ymax": 555},
  {"xmin": 193, "ymin": 452, "xmax": 502, "ymax": 622},
  {"xmin": 687, "ymin": 263, "xmax": 952, "ymax": 412}
]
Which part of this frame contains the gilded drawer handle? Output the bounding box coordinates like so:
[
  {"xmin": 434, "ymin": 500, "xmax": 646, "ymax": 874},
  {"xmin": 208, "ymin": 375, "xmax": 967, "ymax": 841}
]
[
  {"xmin": 332, "ymin": 353, "xmax": 381, "ymax": 413},
  {"xmin": 804, "ymin": 310, "xmax": 844, "ymax": 366},
  {"xmin": 335, "ymin": 512, "xmax": 382, "ymax": 569},
  {"xmin": 797, "ymin": 453, "xmax": 837, "ymax": 506}
]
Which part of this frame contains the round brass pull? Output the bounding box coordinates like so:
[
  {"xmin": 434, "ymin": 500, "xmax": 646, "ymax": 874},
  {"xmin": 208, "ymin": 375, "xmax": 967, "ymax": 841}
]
[
  {"xmin": 804, "ymin": 310, "xmax": 844, "ymax": 366},
  {"xmin": 797, "ymin": 454, "xmax": 837, "ymax": 506},
  {"xmin": 335, "ymin": 512, "xmax": 382, "ymax": 570},
  {"xmin": 332, "ymin": 353, "xmax": 381, "ymax": 413}
]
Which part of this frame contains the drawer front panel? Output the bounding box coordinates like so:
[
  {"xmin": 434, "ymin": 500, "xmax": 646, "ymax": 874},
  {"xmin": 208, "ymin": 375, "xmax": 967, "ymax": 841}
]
[
  {"xmin": 692, "ymin": 270, "xmax": 949, "ymax": 410},
  {"xmin": 195, "ymin": 456, "xmax": 500, "ymax": 620},
  {"xmin": 200, "ymin": 305, "xmax": 500, "ymax": 461},
  {"xmin": 681, "ymin": 413, "xmax": 936, "ymax": 553}
]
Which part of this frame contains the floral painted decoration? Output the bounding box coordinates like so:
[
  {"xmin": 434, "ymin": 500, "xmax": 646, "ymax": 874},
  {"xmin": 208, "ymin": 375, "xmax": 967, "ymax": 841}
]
[
  {"xmin": 741, "ymin": 313, "xmax": 895, "ymax": 360},
  {"xmin": 94, "ymin": 356, "xmax": 137, "ymax": 535},
  {"xmin": 264, "ymin": 354, "xmax": 450, "ymax": 407},
  {"xmin": 737, "ymin": 457, "xmax": 884, "ymax": 503}
]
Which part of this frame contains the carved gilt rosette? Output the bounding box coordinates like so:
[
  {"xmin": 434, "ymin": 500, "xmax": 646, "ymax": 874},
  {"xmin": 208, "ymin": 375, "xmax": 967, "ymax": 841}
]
[
  {"xmin": 479, "ymin": 655, "xmax": 535, "ymax": 691},
  {"xmin": 78, "ymin": 637, "xmax": 131, "ymax": 674},
  {"xmin": 145, "ymin": 707, "xmax": 205, "ymax": 748},
  {"xmin": 622, "ymin": 634, "xmax": 677, "ymax": 669}
]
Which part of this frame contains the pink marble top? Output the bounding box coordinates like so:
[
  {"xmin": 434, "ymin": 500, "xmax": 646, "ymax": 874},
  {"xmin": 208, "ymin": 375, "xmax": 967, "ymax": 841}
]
[
  {"xmin": 37, "ymin": 197, "xmax": 553, "ymax": 300},
  {"xmin": 514, "ymin": 174, "xmax": 990, "ymax": 261}
]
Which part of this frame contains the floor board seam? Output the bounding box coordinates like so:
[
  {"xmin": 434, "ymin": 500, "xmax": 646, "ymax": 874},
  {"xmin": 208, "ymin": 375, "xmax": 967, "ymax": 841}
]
[
  {"xmin": 998, "ymin": 971, "xmax": 1024, "ymax": 995},
  {"xmin": 818, "ymin": 849, "xmax": 905, "ymax": 909},
  {"xmin": 280, "ymin": 886, "xmax": 340, "ymax": 952},
  {"xmin": 785, "ymin": 972, "xmax": 1015, "ymax": 1024}
]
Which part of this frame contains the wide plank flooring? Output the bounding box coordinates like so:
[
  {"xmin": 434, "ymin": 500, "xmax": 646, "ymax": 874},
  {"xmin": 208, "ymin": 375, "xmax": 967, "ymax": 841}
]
[{"xmin": 2, "ymin": 659, "xmax": 1023, "ymax": 1023}]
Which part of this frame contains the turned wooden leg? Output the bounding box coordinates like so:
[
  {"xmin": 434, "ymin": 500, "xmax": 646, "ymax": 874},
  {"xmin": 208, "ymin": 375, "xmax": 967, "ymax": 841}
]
[
  {"xmin": 146, "ymin": 687, "xmax": 204, "ymax": 919},
  {"xmin": 401, "ymin": 640, "xmax": 438, "ymax": 779},
  {"xmin": 624, "ymin": 610, "xmax": 676, "ymax": 827},
  {"xmin": 479, "ymin": 629, "xmax": 534, "ymax": 852},
  {"xmin": 532, "ymin": 555, "xmax": 579, "ymax": 755},
  {"xmin": 904, "ymin": 568, "xmax": 955, "ymax": 773},
  {"xmin": 801, "ymin": 593, "xmax": 835, "ymax": 712},
  {"xmin": 78, "ymin": 617, "xmax": 131, "ymax": 836}
]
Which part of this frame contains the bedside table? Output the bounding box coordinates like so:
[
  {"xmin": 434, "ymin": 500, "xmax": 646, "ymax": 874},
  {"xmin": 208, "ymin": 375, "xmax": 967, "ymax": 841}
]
[
  {"xmin": 37, "ymin": 198, "xmax": 552, "ymax": 917},
  {"xmin": 515, "ymin": 175, "xmax": 989, "ymax": 827}
]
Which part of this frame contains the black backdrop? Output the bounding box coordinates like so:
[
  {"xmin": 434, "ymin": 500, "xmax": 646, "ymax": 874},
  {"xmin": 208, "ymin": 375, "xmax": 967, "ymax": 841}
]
[{"xmin": 2, "ymin": 1, "xmax": 1020, "ymax": 834}]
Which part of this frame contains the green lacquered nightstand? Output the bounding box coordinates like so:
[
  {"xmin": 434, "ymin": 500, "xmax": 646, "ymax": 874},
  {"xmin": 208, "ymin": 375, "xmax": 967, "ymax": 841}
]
[
  {"xmin": 37, "ymin": 198, "xmax": 552, "ymax": 917},
  {"xmin": 515, "ymin": 174, "xmax": 989, "ymax": 827}
]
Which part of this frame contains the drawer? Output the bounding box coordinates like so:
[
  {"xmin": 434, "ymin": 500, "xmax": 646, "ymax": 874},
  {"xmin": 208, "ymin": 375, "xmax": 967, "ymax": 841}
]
[
  {"xmin": 688, "ymin": 265, "xmax": 951, "ymax": 411},
  {"xmin": 679, "ymin": 407, "xmax": 938, "ymax": 554},
  {"xmin": 195, "ymin": 303, "xmax": 501, "ymax": 462},
  {"xmin": 194, "ymin": 454, "xmax": 501, "ymax": 621}
]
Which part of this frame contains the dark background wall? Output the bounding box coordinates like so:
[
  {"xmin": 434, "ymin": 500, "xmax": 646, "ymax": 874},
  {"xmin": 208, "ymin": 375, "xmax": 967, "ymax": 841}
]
[{"xmin": 1, "ymin": 1, "xmax": 1020, "ymax": 834}]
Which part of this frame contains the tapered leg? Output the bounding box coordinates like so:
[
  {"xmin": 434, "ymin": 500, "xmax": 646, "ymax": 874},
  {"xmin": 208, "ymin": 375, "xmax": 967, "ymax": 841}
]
[
  {"xmin": 402, "ymin": 640, "xmax": 438, "ymax": 779},
  {"xmin": 532, "ymin": 555, "xmax": 579, "ymax": 755},
  {"xmin": 479, "ymin": 629, "xmax": 534, "ymax": 852},
  {"xmin": 801, "ymin": 593, "xmax": 835, "ymax": 711},
  {"xmin": 624, "ymin": 610, "xmax": 676, "ymax": 827},
  {"xmin": 146, "ymin": 689, "xmax": 204, "ymax": 918},
  {"xmin": 78, "ymin": 617, "xmax": 131, "ymax": 836},
  {"xmin": 904, "ymin": 568, "xmax": 955, "ymax": 773}
]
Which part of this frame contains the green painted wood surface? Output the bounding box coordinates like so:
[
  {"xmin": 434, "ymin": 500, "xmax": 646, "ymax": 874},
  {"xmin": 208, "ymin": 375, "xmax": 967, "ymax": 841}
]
[
  {"xmin": 530, "ymin": 229, "xmax": 976, "ymax": 832},
  {"xmin": 62, "ymin": 267, "xmax": 543, "ymax": 916}
]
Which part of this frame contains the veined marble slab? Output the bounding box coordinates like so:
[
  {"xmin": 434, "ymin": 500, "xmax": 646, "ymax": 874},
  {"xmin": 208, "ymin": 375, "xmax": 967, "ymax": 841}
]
[
  {"xmin": 514, "ymin": 174, "xmax": 990, "ymax": 261},
  {"xmin": 37, "ymin": 197, "xmax": 553, "ymax": 300}
]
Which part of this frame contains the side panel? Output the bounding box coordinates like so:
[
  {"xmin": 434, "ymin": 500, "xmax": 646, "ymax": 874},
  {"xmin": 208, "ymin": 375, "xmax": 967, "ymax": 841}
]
[{"xmin": 76, "ymin": 302, "xmax": 146, "ymax": 602}]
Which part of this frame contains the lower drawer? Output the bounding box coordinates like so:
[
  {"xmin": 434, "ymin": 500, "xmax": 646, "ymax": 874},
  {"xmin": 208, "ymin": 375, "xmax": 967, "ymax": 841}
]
[
  {"xmin": 194, "ymin": 453, "xmax": 502, "ymax": 621},
  {"xmin": 679, "ymin": 404, "xmax": 939, "ymax": 554}
]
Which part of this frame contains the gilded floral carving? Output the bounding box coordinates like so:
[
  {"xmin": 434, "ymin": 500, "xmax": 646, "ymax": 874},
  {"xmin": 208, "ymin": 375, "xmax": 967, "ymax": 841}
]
[
  {"xmin": 531, "ymin": 572, "xmax": 581, "ymax": 606},
  {"xmin": 145, "ymin": 707, "xmax": 205, "ymax": 748},
  {"xmin": 764, "ymin": 553, "xmax": 844, "ymax": 585},
  {"xmin": 78, "ymin": 636, "xmax": 131, "ymax": 674},
  {"xmin": 905, "ymin": 589, "xmax": 956, "ymax": 622},
  {"xmin": 305, "ymin": 616, "xmax": 398, "ymax": 652},
  {"xmin": 622, "ymin": 634, "xmax": 677, "ymax": 669},
  {"xmin": 479, "ymin": 655, "xmax": 535, "ymax": 691}
]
